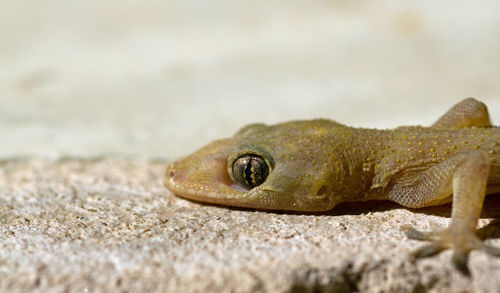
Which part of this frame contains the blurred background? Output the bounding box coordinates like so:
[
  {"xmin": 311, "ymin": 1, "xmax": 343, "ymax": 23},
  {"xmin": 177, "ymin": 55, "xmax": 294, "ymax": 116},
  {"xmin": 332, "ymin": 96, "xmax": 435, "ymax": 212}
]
[{"xmin": 1, "ymin": 0, "xmax": 499, "ymax": 160}]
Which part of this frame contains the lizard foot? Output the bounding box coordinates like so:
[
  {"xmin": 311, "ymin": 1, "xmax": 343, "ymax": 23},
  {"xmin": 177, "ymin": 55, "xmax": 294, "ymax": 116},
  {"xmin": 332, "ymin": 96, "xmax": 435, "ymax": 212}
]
[{"xmin": 402, "ymin": 225, "xmax": 500, "ymax": 276}]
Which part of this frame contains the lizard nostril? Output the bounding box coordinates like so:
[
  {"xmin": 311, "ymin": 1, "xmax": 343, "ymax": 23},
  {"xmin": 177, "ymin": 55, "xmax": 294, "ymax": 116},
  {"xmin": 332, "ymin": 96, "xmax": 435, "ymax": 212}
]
[{"xmin": 169, "ymin": 170, "xmax": 175, "ymax": 178}]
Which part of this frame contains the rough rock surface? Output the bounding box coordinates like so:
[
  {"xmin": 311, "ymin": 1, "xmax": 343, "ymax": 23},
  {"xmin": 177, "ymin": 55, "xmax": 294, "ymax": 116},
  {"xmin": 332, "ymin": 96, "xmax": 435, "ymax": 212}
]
[{"xmin": 1, "ymin": 158, "xmax": 499, "ymax": 292}]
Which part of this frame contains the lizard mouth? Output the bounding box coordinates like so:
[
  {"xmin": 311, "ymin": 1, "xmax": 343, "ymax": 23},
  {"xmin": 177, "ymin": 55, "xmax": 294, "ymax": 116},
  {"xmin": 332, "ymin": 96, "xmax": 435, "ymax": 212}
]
[{"xmin": 165, "ymin": 163, "xmax": 264, "ymax": 208}]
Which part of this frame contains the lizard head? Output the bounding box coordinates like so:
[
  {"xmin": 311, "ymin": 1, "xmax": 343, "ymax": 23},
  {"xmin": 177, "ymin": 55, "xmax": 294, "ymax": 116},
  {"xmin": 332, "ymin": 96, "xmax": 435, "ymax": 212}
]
[{"xmin": 165, "ymin": 121, "xmax": 341, "ymax": 211}]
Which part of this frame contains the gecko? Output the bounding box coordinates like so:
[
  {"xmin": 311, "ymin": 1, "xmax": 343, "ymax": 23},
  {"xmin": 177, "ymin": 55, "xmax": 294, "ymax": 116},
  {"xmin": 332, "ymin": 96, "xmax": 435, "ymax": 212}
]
[{"xmin": 165, "ymin": 98, "xmax": 500, "ymax": 274}]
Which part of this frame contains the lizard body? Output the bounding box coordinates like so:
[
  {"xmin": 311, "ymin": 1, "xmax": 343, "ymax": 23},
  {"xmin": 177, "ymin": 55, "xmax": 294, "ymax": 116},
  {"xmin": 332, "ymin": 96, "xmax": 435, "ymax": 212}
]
[{"xmin": 165, "ymin": 98, "xmax": 500, "ymax": 274}]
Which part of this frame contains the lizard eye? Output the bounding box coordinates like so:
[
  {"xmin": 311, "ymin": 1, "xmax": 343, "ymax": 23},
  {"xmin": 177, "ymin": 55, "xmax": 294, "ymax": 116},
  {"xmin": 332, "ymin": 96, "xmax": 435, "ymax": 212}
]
[{"xmin": 232, "ymin": 155, "xmax": 269, "ymax": 189}]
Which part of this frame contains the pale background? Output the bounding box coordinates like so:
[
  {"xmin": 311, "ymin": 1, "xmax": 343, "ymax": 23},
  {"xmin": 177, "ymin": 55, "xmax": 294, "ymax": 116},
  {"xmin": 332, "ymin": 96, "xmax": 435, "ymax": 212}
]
[{"xmin": 2, "ymin": 0, "xmax": 500, "ymax": 160}]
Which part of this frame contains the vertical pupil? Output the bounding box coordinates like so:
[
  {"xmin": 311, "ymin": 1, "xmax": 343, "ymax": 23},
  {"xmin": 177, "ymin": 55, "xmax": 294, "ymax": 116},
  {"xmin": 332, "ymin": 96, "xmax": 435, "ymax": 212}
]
[{"xmin": 244, "ymin": 159, "xmax": 254, "ymax": 188}]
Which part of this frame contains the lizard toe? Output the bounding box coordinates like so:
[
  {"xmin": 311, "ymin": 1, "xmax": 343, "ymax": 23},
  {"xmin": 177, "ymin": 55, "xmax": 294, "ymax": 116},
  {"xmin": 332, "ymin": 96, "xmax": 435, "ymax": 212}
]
[
  {"xmin": 405, "ymin": 226, "xmax": 489, "ymax": 276},
  {"xmin": 403, "ymin": 226, "xmax": 447, "ymax": 259},
  {"xmin": 403, "ymin": 226, "xmax": 435, "ymax": 241},
  {"xmin": 413, "ymin": 243, "xmax": 446, "ymax": 259},
  {"xmin": 483, "ymin": 244, "xmax": 500, "ymax": 257}
]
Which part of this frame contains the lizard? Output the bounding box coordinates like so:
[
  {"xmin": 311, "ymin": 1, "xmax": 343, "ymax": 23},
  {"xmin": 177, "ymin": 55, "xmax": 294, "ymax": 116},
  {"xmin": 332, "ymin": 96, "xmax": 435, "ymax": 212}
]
[{"xmin": 165, "ymin": 98, "xmax": 500, "ymax": 275}]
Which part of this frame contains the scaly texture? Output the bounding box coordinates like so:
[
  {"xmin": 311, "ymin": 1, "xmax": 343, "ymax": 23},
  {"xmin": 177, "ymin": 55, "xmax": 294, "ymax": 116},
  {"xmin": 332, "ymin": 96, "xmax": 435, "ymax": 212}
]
[{"xmin": 166, "ymin": 98, "xmax": 500, "ymax": 274}]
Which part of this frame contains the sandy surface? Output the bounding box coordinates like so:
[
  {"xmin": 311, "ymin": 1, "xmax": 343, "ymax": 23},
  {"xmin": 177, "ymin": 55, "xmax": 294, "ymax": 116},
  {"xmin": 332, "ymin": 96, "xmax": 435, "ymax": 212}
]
[{"xmin": 1, "ymin": 1, "xmax": 500, "ymax": 292}]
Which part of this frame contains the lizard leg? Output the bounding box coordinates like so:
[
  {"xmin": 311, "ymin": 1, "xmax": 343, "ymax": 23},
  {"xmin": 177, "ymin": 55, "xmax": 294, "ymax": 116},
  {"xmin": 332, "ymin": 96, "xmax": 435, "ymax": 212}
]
[
  {"xmin": 387, "ymin": 151, "xmax": 499, "ymax": 275},
  {"xmin": 433, "ymin": 98, "xmax": 492, "ymax": 128}
]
